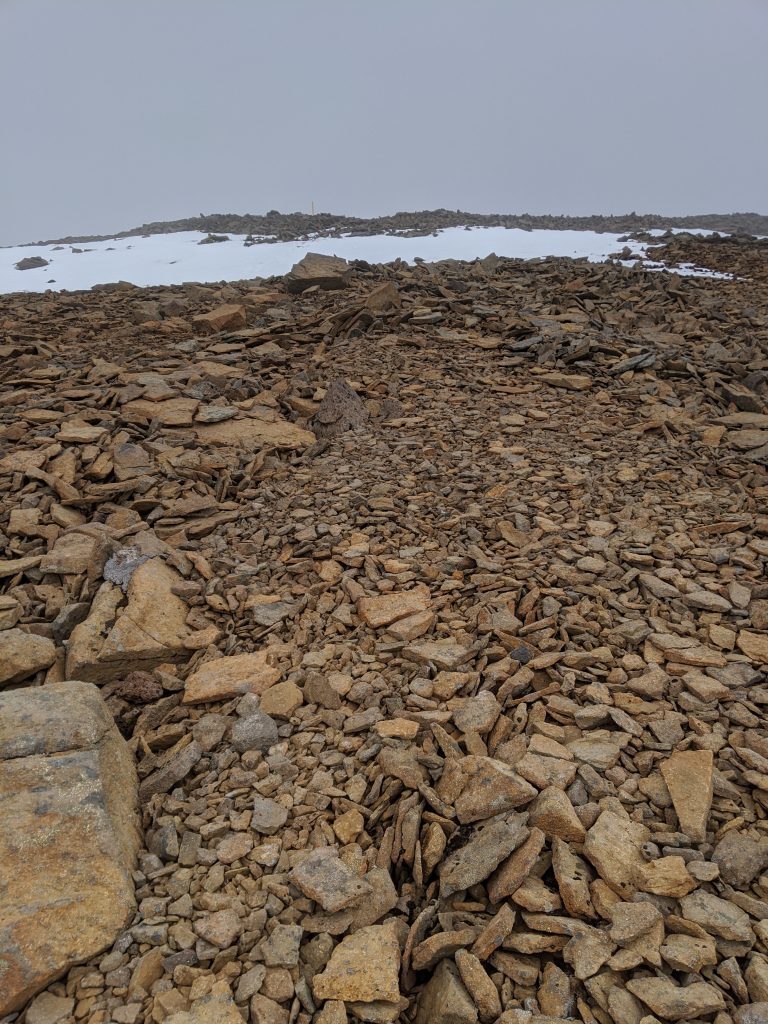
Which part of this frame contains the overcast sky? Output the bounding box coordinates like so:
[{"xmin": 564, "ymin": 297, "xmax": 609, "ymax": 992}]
[{"xmin": 1, "ymin": 0, "xmax": 766, "ymax": 244}]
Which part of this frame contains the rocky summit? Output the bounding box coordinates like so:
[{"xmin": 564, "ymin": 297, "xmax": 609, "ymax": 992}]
[{"xmin": 0, "ymin": 232, "xmax": 767, "ymax": 1023}]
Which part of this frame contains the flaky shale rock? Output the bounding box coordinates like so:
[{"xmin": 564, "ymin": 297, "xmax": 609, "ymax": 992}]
[
  {"xmin": 66, "ymin": 556, "xmax": 193, "ymax": 682},
  {"xmin": 313, "ymin": 378, "xmax": 370, "ymax": 438},
  {"xmin": 659, "ymin": 748, "xmax": 713, "ymax": 843},
  {"xmin": 415, "ymin": 958, "xmax": 478, "ymax": 1024},
  {"xmin": 0, "ymin": 681, "xmax": 140, "ymax": 1014},
  {"xmin": 183, "ymin": 650, "xmax": 282, "ymax": 704},
  {"xmin": 312, "ymin": 920, "xmax": 401, "ymax": 1008},
  {"xmin": 626, "ymin": 976, "xmax": 725, "ymax": 1021}
]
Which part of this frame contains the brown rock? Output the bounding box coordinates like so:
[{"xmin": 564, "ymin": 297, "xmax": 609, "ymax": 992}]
[
  {"xmin": 659, "ymin": 749, "xmax": 713, "ymax": 843},
  {"xmin": 414, "ymin": 959, "xmax": 478, "ymax": 1024},
  {"xmin": 680, "ymin": 890, "xmax": 754, "ymax": 942},
  {"xmin": 291, "ymin": 848, "xmax": 372, "ymax": 913},
  {"xmin": 529, "ymin": 786, "xmax": 586, "ymax": 842},
  {"xmin": 412, "ymin": 928, "xmax": 477, "ymax": 971},
  {"xmin": 122, "ymin": 396, "xmax": 199, "ymax": 426},
  {"xmin": 193, "ymin": 303, "xmax": 247, "ymax": 333},
  {"xmin": 312, "ymin": 921, "xmax": 401, "ymax": 1005},
  {"xmin": 440, "ymin": 812, "xmax": 529, "ymax": 898},
  {"xmin": 313, "ymin": 378, "xmax": 370, "ymax": 437},
  {"xmin": 737, "ymin": 630, "xmax": 768, "ymax": 663},
  {"xmin": 258, "ymin": 680, "xmax": 304, "ymax": 719},
  {"xmin": 66, "ymin": 558, "xmax": 193, "ymax": 682},
  {"xmin": 551, "ymin": 838, "xmax": 595, "ymax": 918},
  {"xmin": 183, "ymin": 651, "xmax": 282, "ymax": 704},
  {"xmin": 166, "ymin": 983, "xmax": 244, "ymax": 1024},
  {"xmin": 193, "ymin": 410, "xmax": 315, "ymax": 450},
  {"xmin": 487, "ymin": 827, "xmax": 545, "ymax": 902},
  {"xmin": 0, "ymin": 682, "xmax": 140, "ymax": 1014},
  {"xmin": 455, "ymin": 949, "xmax": 502, "ymax": 1021},
  {"xmin": 660, "ymin": 933, "xmax": 717, "ymax": 972},
  {"xmin": 455, "ymin": 756, "xmax": 537, "ymax": 824},
  {"xmin": 194, "ymin": 909, "xmax": 241, "ymax": 949},
  {"xmin": 712, "ymin": 830, "xmax": 768, "ymax": 887},
  {"xmin": 583, "ymin": 811, "xmax": 649, "ymax": 899},
  {"xmin": 0, "ymin": 628, "xmax": 56, "ymax": 687},
  {"xmin": 285, "ymin": 252, "xmax": 350, "ymax": 293},
  {"xmin": 638, "ymin": 856, "xmax": 696, "ymax": 898},
  {"xmin": 626, "ymin": 977, "xmax": 725, "ymax": 1021},
  {"xmin": 402, "ymin": 639, "xmax": 474, "ymax": 671},
  {"xmin": 357, "ymin": 587, "xmax": 430, "ymax": 628}
]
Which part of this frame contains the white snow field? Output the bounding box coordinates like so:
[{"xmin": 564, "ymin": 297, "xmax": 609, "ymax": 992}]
[{"xmin": 0, "ymin": 226, "xmax": 730, "ymax": 294}]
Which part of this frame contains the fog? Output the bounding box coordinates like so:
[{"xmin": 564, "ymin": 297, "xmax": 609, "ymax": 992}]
[{"xmin": 1, "ymin": 0, "xmax": 766, "ymax": 244}]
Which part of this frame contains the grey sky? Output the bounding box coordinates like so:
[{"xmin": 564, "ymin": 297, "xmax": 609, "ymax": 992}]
[{"xmin": 1, "ymin": 0, "xmax": 766, "ymax": 245}]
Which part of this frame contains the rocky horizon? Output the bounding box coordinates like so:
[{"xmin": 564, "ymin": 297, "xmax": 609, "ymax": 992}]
[{"xmin": 9, "ymin": 208, "xmax": 768, "ymax": 250}]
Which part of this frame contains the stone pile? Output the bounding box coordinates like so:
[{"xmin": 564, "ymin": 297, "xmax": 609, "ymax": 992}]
[{"xmin": 0, "ymin": 233, "xmax": 767, "ymax": 1023}]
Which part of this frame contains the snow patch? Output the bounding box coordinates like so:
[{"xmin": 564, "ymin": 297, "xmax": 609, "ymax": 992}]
[{"xmin": 0, "ymin": 226, "xmax": 734, "ymax": 294}]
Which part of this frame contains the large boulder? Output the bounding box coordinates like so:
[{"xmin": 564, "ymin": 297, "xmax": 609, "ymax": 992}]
[
  {"xmin": 0, "ymin": 681, "xmax": 140, "ymax": 1013},
  {"xmin": 285, "ymin": 252, "xmax": 350, "ymax": 293}
]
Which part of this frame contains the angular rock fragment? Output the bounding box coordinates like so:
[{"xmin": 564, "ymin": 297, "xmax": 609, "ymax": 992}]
[
  {"xmin": 488, "ymin": 827, "xmax": 546, "ymax": 902},
  {"xmin": 0, "ymin": 682, "xmax": 140, "ymax": 1014},
  {"xmin": 583, "ymin": 811, "xmax": 649, "ymax": 898},
  {"xmin": 67, "ymin": 557, "xmax": 193, "ymax": 682},
  {"xmin": 357, "ymin": 587, "xmax": 430, "ymax": 628},
  {"xmin": 183, "ymin": 651, "xmax": 282, "ymax": 704},
  {"xmin": 192, "ymin": 303, "xmax": 247, "ymax": 333},
  {"xmin": 0, "ymin": 628, "xmax": 56, "ymax": 687},
  {"xmin": 291, "ymin": 847, "xmax": 372, "ymax": 912},
  {"xmin": 440, "ymin": 812, "xmax": 529, "ymax": 898},
  {"xmin": 312, "ymin": 921, "xmax": 401, "ymax": 1006},
  {"xmin": 314, "ymin": 378, "xmax": 370, "ymax": 438},
  {"xmin": 455, "ymin": 756, "xmax": 537, "ymax": 824},
  {"xmin": 626, "ymin": 977, "xmax": 725, "ymax": 1021},
  {"xmin": 659, "ymin": 749, "xmax": 713, "ymax": 842},
  {"xmin": 285, "ymin": 252, "xmax": 350, "ymax": 293},
  {"xmin": 528, "ymin": 786, "xmax": 586, "ymax": 842},
  {"xmin": 712, "ymin": 830, "xmax": 768, "ymax": 887},
  {"xmin": 414, "ymin": 959, "xmax": 478, "ymax": 1024}
]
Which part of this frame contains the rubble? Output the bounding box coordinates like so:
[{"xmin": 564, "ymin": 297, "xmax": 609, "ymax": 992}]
[
  {"xmin": 0, "ymin": 682, "xmax": 140, "ymax": 1014},
  {"xmin": 1, "ymin": 231, "xmax": 767, "ymax": 1021}
]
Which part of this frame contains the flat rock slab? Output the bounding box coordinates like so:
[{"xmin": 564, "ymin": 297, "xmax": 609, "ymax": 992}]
[
  {"xmin": 440, "ymin": 812, "xmax": 530, "ymax": 897},
  {"xmin": 626, "ymin": 977, "xmax": 725, "ymax": 1021},
  {"xmin": 291, "ymin": 847, "xmax": 372, "ymax": 913},
  {"xmin": 192, "ymin": 303, "xmax": 247, "ymax": 334},
  {"xmin": 357, "ymin": 587, "xmax": 431, "ymax": 628},
  {"xmin": 192, "ymin": 411, "xmax": 315, "ymax": 451},
  {"xmin": 183, "ymin": 650, "xmax": 282, "ymax": 704},
  {"xmin": 660, "ymin": 749, "xmax": 713, "ymax": 843},
  {"xmin": 66, "ymin": 557, "xmax": 193, "ymax": 682},
  {"xmin": 0, "ymin": 681, "xmax": 140, "ymax": 1014}
]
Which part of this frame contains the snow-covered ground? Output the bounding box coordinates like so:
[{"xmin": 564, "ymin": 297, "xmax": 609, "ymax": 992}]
[{"xmin": 0, "ymin": 226, "xmax": 731, "ymax": 294}]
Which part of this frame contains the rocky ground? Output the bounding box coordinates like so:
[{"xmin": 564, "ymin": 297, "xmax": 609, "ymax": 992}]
[
  {"xmin": 16, "ymin": 209, "xmax": 768, "ymax": 248},
  {"xmin": 1, "ymin": 237, "xmax": 768, "ymax": 1024}
]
